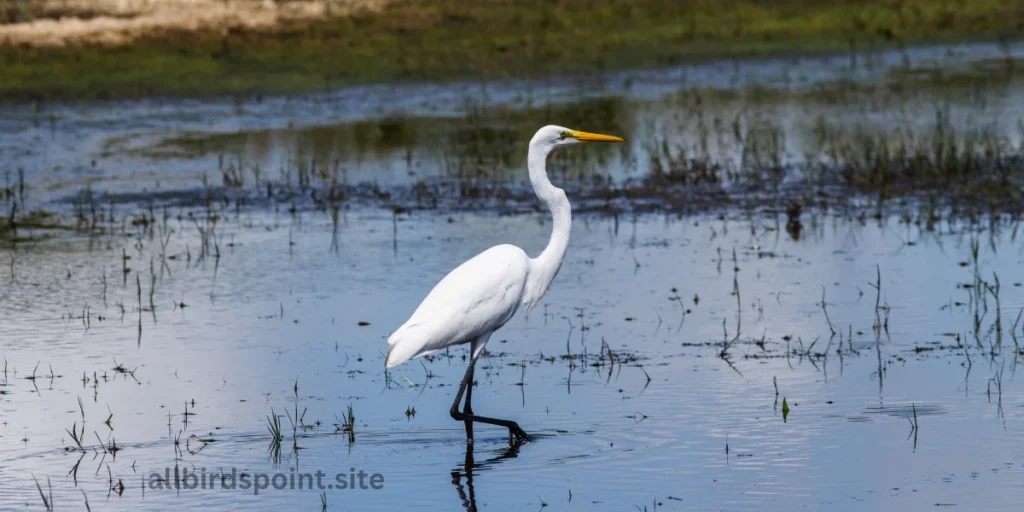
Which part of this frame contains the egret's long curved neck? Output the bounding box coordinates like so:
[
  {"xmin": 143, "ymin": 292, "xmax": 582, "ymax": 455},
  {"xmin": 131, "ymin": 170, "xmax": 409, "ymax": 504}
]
[{"xmin": 525, "ymin": 140, "xmax": 571, "ymax": 305}]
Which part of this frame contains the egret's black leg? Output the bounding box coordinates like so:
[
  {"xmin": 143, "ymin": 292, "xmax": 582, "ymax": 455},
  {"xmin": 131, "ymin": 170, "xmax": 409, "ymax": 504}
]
[
  {"xmin": 464, "ymin": 364, "xmax": 474, "ymax": 415},
  {"xmin": 450, "ymin": 356, "xmax": 529, "ymax": 443},
  {"xmin": 463, "ymin": 365, "xmax": 475, "ymax": 441}
]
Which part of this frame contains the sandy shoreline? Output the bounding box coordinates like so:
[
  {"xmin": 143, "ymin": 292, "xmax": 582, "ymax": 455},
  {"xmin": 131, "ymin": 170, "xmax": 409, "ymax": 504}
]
[{"xmin": 0, "ymin": 0, "xmax": 388, "ymax": 47}]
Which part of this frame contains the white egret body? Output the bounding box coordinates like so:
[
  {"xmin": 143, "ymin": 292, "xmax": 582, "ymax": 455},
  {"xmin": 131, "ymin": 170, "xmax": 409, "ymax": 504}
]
[{"xmin": 385, "ymin": 125, "xmax": 624, "ymax": 442}]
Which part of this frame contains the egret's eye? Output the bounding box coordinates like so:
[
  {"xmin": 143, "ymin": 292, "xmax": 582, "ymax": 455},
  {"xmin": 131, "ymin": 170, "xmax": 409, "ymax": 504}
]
[{"xmin": 558, "ymin": 130, "xmax": 571, "ymax": 140}]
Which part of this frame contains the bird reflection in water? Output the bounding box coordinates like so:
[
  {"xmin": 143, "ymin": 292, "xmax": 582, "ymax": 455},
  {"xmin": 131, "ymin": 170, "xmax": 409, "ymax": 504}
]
[{"xmin": 451, "ymin": 440, "xmax": 524, "ymax": 512}]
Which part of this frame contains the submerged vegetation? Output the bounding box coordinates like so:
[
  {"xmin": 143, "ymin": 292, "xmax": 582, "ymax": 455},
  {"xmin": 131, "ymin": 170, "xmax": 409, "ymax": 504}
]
[
  {"xmin": 7, "ymin": 52, "xmax": 1024, "ymax": 245},
  {"xmin": 3, "ymin": 0, "xmax": 1024, "ymax": 100}
]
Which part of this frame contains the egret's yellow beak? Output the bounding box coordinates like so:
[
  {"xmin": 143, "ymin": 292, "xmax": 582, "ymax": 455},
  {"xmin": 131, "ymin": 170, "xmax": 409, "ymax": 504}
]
[{"xmin": 569, "ymin": 130, "xmax": 625, "ymax": 143}]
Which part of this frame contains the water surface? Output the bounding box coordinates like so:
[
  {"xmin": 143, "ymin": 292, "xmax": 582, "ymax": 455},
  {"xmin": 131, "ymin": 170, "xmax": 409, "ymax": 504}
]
[{"xmin": 2, "ymin": 207, "xmax": 1024, "ymax": 510}]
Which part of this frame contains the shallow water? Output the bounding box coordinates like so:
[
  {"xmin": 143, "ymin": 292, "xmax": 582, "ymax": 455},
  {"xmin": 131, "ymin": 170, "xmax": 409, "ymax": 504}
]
[
  {"xmin": 2, "ymin": 207, "xmax": 1024, "ymax": 510},
  {"xmin": 5, "ymin": 41, "xmax": 1024, "ymax": 204},
  {"xmin": 5, "ymin": 42, "xmax": 1024, "ymax": 511}
]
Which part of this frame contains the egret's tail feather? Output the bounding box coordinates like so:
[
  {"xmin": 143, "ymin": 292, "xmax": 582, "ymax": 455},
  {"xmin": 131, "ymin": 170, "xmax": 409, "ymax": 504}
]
[
  {"xmin": 385, "ymin": 346, "xmax": 413, "ymax": 368},
  {"xmin": 385, "ymin": 331, "xmax": 418, "ymax": 368}
]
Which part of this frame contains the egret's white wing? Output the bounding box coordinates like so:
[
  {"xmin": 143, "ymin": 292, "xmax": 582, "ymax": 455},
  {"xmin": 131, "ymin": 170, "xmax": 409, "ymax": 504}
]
[{"xmin": 386, "ymin": 244, "xmax": 529, "ymax": 368}]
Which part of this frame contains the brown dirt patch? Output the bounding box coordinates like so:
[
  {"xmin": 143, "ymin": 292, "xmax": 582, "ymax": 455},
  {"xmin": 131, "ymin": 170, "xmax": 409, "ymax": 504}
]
[{"xmin": 0, "ymin": 0, "xmax": 390, "ymax": 47}]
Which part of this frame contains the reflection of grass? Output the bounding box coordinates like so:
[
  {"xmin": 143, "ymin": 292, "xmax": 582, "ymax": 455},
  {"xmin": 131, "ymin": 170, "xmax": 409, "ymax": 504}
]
[
  {"xmin": 810, "ymin": 110, "xmax": 1021, "ymax": 200},
  {"xmin": 0, "ymin": 210, "xmax": 70, "ymax": 243},
  {"xmin": 143, "ymin": 95, "xmax": 628, "ymax": 185},
  {"xmin": 3, "ymin": 0, "xmax": 1022, "ymax": 101},
  {"xmin": 102, "ymin": 67, "xmax": 1024, "ymax": 214}
]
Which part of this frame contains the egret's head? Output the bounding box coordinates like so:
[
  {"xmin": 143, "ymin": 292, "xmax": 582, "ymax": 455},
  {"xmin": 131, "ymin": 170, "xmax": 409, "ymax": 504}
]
[{"xmin": 531, "ymin": 125, "xmax": 625, "ymax": 151}]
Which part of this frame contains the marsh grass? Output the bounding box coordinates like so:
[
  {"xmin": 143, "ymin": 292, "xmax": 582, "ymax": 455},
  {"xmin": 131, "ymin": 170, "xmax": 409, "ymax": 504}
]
[
  {"xmin": 907, "ymin": 403, "xmax": 919, "ymax": 449},
  {"xmin": 810, "ymin": 111, "xmax": 1022, "ymax": 200},
  {"xmin": 266, "ymin": 409, "xmax": 283, "ymax": 444},
  {"xmin": 33, "ymin": 476, "xmax": 53, "ymax": 512},
  {"xmin": 646, "ymin": 137, "xmax": 722, "ymax": 187},
  {"xmin": 334, "ymin": 405, "xmax": 356, "ymax": 444},
  {"xmin": 65, "ymin": 396, "xmax": 86, "ymax": 451},
  {"xmin": 3, "ymin": 0, "xmax": 1024, "ymax": 100}
]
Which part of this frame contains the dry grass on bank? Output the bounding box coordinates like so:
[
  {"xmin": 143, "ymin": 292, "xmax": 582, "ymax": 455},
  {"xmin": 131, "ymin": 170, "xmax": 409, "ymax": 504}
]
[{"xmin": 0, "ymin": 0, "xmax": 389, "ymax": 47}]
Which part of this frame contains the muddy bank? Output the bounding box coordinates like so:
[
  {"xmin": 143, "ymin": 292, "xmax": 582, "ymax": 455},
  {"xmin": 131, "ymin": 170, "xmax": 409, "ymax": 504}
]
[{"xmin": 3, "ymin": 0, "xmax": 1023, "ymax": 100}]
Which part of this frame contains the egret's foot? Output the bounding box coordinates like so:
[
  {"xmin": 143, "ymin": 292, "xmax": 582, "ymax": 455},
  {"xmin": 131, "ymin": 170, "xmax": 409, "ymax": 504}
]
[
  {"xmin": 508, "ymin": 423, "xmax": 529, "ymax": 444},
  {"xmin": 451, "ymin": 409, "xmax": 528, "ymax": 445}
]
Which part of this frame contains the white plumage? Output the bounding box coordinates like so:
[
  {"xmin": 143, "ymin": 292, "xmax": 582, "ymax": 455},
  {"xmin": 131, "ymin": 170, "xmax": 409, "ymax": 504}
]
[{"xmin": 386, "ymin": 244, "xmax": 529, "ymax": 368}]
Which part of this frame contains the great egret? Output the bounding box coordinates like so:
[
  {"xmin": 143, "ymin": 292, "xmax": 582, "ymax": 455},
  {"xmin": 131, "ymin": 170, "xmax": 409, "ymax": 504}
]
[{"xmin": 385, "ymin": 125, "xmax": 625, "ymax": 443}]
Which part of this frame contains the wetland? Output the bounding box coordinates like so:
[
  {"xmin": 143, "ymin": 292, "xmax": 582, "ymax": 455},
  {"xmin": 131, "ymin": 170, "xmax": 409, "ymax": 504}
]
[{"xmin": 3, "ymin": 40, "xmax": 1024, "ymax": 510}]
